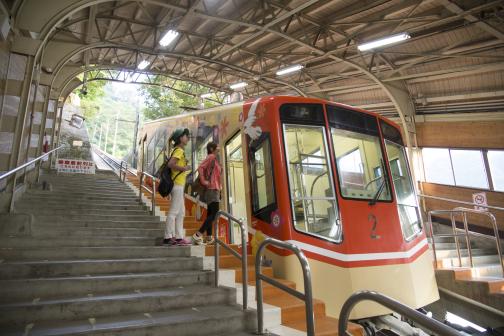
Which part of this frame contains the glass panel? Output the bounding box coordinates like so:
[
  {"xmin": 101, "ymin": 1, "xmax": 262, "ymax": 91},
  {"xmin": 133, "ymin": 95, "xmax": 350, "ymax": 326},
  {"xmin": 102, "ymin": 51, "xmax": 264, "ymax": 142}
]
[
  {"xmin": 385, "ymin": 140, "xmax": 421, "ymax": 240},
  {"xmin": 332, "ymin": 129, "xmax": 391, "ymax": 201},
  {"xmin": 195, "ymin": 133, "xmax": 212, "ymax": 168},
  {"xmin": 488, "ymin": 150, "xmax": 504, "ymax": 192},
  {"xmin": 251, "ymin": 137, "xmax": 276, "ymax": 212},
  {"xmin": 225, "ymin": 132, "xmax": 246, "ymax": 243},
  {"xmin": 283, "ymin": 124, "xmax": 341, "ymax": 241},
  {"xmin": 422, "ymin": 148, "xmax": 454, "ymax": 185},
  {"xmin": 451, "ymin": 149, "xmax": 489, "ymax": 189}
]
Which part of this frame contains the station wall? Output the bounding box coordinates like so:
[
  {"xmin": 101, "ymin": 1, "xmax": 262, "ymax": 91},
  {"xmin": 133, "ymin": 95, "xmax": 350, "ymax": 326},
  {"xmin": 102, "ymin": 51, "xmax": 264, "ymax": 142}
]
[{"xmin": 415, "ymin": 119, "xmax": 504, "ymax": 235}]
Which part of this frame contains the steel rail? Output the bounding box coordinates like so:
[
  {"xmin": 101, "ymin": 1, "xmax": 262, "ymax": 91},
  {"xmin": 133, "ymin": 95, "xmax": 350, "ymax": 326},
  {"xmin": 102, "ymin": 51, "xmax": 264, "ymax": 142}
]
[
  {"xmin": 255, "ymin": 238, "xmax": 314, "ymax": 335},
  {"xmin": 427, "ymin": 207, "xmax": 503, "ymax": 277},
  {"xmin": 0, "ymin": 146, "xmax": 63, "ymax": 182},
  {"xmin": 212, "ymin": 210, "xmax": 248, "ymax": 310},
  {"xmin": 338, "ymin": 291, "xmax": 460, "ymax": 336}
]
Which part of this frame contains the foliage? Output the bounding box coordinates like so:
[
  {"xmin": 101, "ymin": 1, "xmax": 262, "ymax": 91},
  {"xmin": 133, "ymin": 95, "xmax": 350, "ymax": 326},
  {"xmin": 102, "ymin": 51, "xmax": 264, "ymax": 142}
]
[
  {"xmin": 139, "ymin": 77, "xmax": 219, "ymax": 121},
  {"xmin": 84, "ymin": 82, "xmax": 143, "ymax": 160},
  {"xmin": 78, "ymin": 78, "xmax": 107, "ymax": 120}
]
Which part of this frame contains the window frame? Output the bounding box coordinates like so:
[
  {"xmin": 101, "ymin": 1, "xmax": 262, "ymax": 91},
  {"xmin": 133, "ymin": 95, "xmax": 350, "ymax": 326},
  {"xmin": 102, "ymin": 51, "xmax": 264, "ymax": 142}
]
[
  {"xmin": 249, "ymin": 132, "xmax": 278, "ymax": 223},
  {"xmin": 281, "ymin": 122, "xmax": 342, "ymax": 244},
  {"xmin": 330, "ymin": 127, "xmax": 393, "ymax": 203},
  {"xmin": 421, "ymin": 146, "xmax": 502, "ymax": 193}
]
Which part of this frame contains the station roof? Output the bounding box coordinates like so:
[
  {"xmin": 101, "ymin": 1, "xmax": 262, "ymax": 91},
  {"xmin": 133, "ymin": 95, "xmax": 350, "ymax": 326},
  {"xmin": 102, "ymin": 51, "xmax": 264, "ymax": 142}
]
[{"xmin": 8, "ymin": 0, "xmax": 504, "ymax": 119}]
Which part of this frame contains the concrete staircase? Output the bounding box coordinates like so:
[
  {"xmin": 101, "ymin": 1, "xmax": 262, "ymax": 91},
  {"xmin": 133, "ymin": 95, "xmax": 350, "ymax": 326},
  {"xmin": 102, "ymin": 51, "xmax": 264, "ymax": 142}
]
[
  {"xmin": 127, "ymin": 173, "xmax": 364, "ymax": 336},
  {"xmin": 0, "ymin": 172, "xmax": 255, "ymax": 335},
  {"xmin": 429, "ymin": 232, "xmax": 504, "ymax": 322}
]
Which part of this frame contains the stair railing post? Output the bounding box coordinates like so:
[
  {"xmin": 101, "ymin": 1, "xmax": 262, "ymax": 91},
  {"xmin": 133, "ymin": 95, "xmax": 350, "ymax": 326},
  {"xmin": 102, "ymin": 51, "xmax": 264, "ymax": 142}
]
[
  {"xmin": 462, "ymin": 211, "xmax": 474, "ymax": 268},
  {"xmin": 255, "ymin": 247, "xmax": 264, "ymax": 335},
  {"xmin": 138, "ymin": 172, "xmax": 143, "ymax": 203},
  {"xmin": 450, "ymin": 212, "xmax": 462, "ymax": 267},
  {"xmin": 240, "ymin": 217, "xmax": 248, "ymax": 310},
  {"xmin": 151, "ymin": 177, "xmax": 156, "ymax": 215},
  {"xmin": 214, "ymin": 221, "xmax": 219, "ymax": 288},
  {"xmin": 119, "ymin": 161, "xmax": 123, "ymax": 181},
  {"xmin": 427, "ymin": 211, "xmax": 438, "ymax": 268}
]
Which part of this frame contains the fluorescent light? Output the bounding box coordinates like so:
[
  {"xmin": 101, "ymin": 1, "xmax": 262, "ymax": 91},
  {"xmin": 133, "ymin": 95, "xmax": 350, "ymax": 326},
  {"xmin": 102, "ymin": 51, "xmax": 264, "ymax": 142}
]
[
  {"xmin": 276, "ymin": 64, "xmax": 303, "ymax": 76},
  {"xmin": 137, "ymin": 60, "xmax": 150, "ymax": 70},
  {"xmin": 230, "ymin": 82, "xmax": 247, "ymax": 90},
  {"xmin": 201, "ymin": 93, "xmax": 212, "ymax": 99},
  {"xmin": 159, "ymin": 30, "xmax": 179, "ymax": 47},
  {"xmin": 358, "ymin": 33, "xmax": 410, "ymax": 51},
  {"xmin": 445, "ymin": 312, "xmax": 486, "ymax": 333}
]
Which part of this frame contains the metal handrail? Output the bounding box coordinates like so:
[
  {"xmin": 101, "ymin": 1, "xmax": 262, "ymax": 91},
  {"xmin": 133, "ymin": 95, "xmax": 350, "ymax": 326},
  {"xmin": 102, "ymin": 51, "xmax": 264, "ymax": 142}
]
[
  {"xmin": 419, "ymin": 194, "xmax": 504, "ymax": 212},
  {"xmin": 138, "ymin": 171, "xmax": 156, "ymax": 215},
  {"xmin": 0, "ymin": 146, "xmax": 63, "ymax": 182},
  {"xmin": 1, "ymin": 146, "xmax": 63, "ymax": 212},
  {"xmin": 427, "ymin": 207, "xmax": 503, "ymax": 277},
  {"xmin": 338, "ymin": 291, "xmax": 460, "ymax": 336},
  {"xmin": 255, "ymin": 238, "xmax": 315, "ymax": 335},
  {"xmin": 213, "ymin": 210, "xmax": 248, "ymax": 310}
]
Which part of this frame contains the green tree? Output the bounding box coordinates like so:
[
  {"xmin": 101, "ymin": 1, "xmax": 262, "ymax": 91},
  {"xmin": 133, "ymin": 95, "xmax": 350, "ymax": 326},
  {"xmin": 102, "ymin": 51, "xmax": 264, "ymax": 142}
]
[
  {"xmin": 78, "ymin": 78, "xmax": 107, "ymax": 120},
  {"xmin": 139, "ymin": 77, "xmax": 218, "ymax": 121}
]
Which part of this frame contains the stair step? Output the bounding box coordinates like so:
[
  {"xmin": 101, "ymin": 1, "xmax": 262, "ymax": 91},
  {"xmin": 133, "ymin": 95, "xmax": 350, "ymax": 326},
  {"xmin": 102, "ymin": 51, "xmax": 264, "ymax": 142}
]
[
  {"xmin": 31, "ymin": 226, "xmax": 164, "ymax": 238},
  {"xmin": 0, "ymin": 236, "xmax": 158, "ymax": 247},
  {"xmin": 0, "ymin": 304, "xmax": 248, "ymax": 336},
  {"xmin": 0, "ymin": 256, "xmax": 206, "ymax": 279},
  {"xmin": 33, "ymin": 214, "xmax": 159, "ymax": 222},
  {"xmin": 16, "ymin": 203, "xmax": 147, "ymax": 211},
  {"xmin": 22, "ymin": 208, "xmax": 150, "ymax": 216},
  {"xmin": 0, "ymin": 246, "xmax": 204, "ymax": 261},
  {"xmin": 32, "ymin": 220, "xmax": 164, "ymax": 229},
  {"xmin": 0, "ymin": 270, "xmax": 213, "ymax": 302},
  {"xmin": 0, "ymin": 285, "xmax": 232, "ymax": 326}
]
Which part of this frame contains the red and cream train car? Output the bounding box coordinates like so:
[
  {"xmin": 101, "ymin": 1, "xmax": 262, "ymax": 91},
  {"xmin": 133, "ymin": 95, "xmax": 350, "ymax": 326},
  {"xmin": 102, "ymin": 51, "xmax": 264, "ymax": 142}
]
[{"xmin": 138, "ymin": 96, "xmax": 439, "ymax": 319}]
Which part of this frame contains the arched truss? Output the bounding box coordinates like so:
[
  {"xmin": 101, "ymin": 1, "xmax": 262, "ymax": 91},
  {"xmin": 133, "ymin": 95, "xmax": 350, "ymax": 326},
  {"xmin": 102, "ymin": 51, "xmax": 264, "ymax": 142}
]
[
  {"xmin": 13, "ymin": 0, "xmax": 504, "ymax": 147},
  {"xmin": 59, "ymin": 67, "xmax": 229, "ymax": 105}
]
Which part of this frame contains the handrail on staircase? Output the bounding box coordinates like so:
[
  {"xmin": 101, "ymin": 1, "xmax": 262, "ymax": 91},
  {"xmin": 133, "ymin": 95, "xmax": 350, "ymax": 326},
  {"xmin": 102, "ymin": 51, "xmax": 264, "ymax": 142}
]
[
  {"xmin": 0, "ymin": 145, "xmax": 63, "ymax": 212},
  {"xmin": 138, "ymin": 171, "xmax": 156, "ymax": 216},
  {"xmin": 213, "ymin": 210, "xmax": 248, "ymax": 310},
  {"xmin": 338, "ymin": 291, "xmax": 460, "ymax": 336},
  {"xmin": 427, "ymin": 207, "xmax": 503, "ymax": 277},
  {"xmin": 255, "ymin": 238, "xmax": 315, "ymax": 336}
]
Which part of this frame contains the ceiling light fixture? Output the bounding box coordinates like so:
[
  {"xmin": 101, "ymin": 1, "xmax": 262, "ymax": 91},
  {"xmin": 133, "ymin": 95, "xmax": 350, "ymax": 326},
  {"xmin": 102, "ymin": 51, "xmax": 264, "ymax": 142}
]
[
  {"xmin": 276, "ymin": 64, "xmax": 303, "ymax": 76},
  {"xmin": 357, "ymin": 32, "xmax": 410, "ymax": 51},
  {"xmin": 137, "ymin": 60, "xmax": 150, "ymax": 70},
  {"xmin": 159, "ymin": 30, "xmax": 179, "ymax": 47},
  {"xmin": 230, "ymin": 82, "xmax": 248, "ymax": 90}
]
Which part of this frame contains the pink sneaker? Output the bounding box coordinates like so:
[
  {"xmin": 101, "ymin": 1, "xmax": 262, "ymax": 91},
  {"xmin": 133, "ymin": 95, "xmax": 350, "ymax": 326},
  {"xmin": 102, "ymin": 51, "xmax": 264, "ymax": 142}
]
[{"xmin": 176, "ymin": 238, "xmax": 193, "ymax": 246}]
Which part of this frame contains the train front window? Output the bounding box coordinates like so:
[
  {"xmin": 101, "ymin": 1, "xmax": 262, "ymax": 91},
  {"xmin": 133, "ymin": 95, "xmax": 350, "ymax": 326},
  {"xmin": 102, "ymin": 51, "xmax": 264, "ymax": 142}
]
[
  {"xmin": 384, "ymin": 139, "xmax": 422, "ymax": 240},
  {"xmin": 283, "ymin": 124, "xmax": 342, "ymax": 242},
  {"xmin": 332, "ymin": 129, "xmax": 391, "ymax": 201}
]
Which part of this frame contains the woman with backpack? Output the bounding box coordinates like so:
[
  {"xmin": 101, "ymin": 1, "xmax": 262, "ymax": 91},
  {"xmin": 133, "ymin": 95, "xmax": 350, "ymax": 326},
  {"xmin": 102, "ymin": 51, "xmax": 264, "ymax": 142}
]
[
  {"xmin": 192, "ymin": 142, "xmax": 221, "ymax": 245},
  {"xmin": 163, "ymin": 128, "xmax": 192, "ymax": 246}
]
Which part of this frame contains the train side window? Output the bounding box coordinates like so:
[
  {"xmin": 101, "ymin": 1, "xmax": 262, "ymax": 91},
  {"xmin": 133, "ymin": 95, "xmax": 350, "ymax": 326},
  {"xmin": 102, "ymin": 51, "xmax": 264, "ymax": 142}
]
[
  {"xmin": 250, "ymin": 133, "xmax": 277, "ymax": 222},
  {"xmin": 283, "ymin": 124, "xmax": 342, "ymax": 242}
]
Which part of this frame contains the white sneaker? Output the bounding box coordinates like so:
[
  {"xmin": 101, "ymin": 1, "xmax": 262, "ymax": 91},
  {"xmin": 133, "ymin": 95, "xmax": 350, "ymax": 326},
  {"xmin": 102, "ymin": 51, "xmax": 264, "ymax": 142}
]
[{"xmin": 192, "ymin": 232, "xmax": 203, "ymax": 243}]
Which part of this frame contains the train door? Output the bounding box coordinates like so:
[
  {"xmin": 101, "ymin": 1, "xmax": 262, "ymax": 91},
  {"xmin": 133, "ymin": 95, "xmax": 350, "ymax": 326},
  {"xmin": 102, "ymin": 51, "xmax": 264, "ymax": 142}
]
[{"xmin": 225, "ymin": 131, "xmax": 247, "ymax": 243}]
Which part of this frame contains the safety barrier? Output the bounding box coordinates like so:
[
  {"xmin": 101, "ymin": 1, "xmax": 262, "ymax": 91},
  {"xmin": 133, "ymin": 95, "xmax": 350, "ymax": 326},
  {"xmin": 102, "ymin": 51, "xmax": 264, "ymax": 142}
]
[
  {"xmin": 255, "ymin": 238, "xmax": 315, "ymax": 335},
  {"xmin": 213, "ymin": 210, "xmax": 248, "ymax": 310}
]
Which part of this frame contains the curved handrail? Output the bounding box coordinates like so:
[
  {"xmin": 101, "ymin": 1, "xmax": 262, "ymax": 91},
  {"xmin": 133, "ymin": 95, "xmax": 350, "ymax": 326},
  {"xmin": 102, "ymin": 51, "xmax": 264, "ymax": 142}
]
[
  {"xmin": 213, "ymin": 210, "xmax": 248, "ymax": 310},
  {"xmin": 255, "ymin": 238, "xmax": 315, "ymax": 335},
  {"xmin": 338, "ymin": 291, "xmax": 460, "ymax": 336},
  {"xmin": 138, "ymin": 171, "xmax": 156, "ymax": 215},
  {"xmin": 0, "ymin": 146, "xmax": 63, "ymax": 182},
  {"xmin": 427, "ymin": 207, "xmax": 504, "ymax": 277}
]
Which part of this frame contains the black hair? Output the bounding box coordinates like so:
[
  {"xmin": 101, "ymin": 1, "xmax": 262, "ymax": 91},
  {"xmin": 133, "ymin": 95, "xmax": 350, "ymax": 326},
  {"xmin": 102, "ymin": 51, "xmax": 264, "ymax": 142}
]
[
  {"xmin": 172, "ymin": 128, "xmax": 190, "ymax": 146},
  {"xmin": 207, "ymin": 141, "xmax": 218, "ymax": 154}
]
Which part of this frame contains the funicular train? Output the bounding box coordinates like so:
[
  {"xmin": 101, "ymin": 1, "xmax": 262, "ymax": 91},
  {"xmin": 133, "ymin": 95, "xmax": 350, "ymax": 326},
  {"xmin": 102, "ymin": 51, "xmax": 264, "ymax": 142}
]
[{"xmin": 137, "ymin": 96, "xmax": 438, "ymax": 320}]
